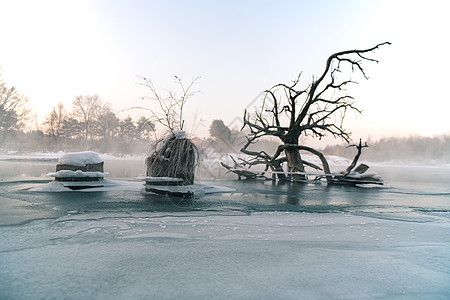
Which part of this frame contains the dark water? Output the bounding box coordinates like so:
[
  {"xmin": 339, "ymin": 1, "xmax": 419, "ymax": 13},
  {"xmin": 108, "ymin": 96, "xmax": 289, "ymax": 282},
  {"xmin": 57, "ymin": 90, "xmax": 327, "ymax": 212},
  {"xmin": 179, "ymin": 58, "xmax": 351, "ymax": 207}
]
[{"xmin": 1, "ymin": 160, "xmax": 449, "ymax": 226}]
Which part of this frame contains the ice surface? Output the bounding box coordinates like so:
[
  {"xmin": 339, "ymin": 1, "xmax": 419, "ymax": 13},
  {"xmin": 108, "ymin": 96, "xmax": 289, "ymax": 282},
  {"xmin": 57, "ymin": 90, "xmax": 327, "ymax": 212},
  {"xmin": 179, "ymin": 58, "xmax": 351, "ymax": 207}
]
[
  {"xmin": 1, "ymin": 211, "xmax": 449, "ymax": 299},
  {"xmin": 57, "ymin": 151, "xmax": 103, "ymax": 166},
  {"xmin": 1, "ymin": 157, "xmax": 450, "ymax": 299},
  {"xmin": 28, "ymin": 179, "xmax": 235, "ymax": 195},
  {"xmin": 141, "ymin": 183, "xmax": 235, "ymax": 197},
  {"xmin": 28, "ymin": 179, "xmax": 143, "ymax": 192}
]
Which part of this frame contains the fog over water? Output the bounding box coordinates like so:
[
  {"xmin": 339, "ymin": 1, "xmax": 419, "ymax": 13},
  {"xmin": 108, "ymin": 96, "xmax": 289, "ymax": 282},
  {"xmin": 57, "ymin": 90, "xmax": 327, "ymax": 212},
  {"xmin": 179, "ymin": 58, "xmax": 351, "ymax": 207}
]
[{"xmin": 1, "ymin": 156, "xmax": 449, "ymax": 299}]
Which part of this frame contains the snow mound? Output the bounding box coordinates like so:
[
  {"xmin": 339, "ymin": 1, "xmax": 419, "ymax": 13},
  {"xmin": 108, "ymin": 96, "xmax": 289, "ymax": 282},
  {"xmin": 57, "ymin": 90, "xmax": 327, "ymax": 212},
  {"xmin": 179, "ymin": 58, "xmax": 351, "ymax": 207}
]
[
  {"xmin": 346, "ymin": 171, "xmax": 383, "ymax": 180},
  {"xmin": 57, "ymin": 151, "xmax": 103, "ymax": 167},
  {"xmin": 173, "ymin": 130, "xmax": 186, "ymax": 139}
]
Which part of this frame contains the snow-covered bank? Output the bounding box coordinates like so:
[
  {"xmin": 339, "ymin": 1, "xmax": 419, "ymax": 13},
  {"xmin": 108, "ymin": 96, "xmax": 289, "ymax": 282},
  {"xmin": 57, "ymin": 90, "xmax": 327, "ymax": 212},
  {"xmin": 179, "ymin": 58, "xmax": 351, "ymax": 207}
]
[{"xmin": 1, "ymin": 211, "xmax": 449, "ymax": 299}]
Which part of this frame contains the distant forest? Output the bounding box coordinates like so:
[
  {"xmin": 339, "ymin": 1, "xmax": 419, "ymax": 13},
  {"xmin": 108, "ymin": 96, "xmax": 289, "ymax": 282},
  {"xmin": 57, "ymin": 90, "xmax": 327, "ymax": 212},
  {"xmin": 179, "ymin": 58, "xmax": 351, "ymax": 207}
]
[
  {"xmin": 323, "ymin": 135, "xmax": 450, "ymax": 164},
  {"xmin": 1, "ymin": 75, "xmax": 156, "ymax": 155}
]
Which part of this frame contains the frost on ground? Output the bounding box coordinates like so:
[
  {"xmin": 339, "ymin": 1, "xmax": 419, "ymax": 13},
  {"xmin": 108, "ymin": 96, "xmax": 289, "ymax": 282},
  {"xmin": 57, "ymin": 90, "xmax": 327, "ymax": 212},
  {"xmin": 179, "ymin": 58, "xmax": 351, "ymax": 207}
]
[{"xmin": 1, "ymin": 211, "xmax": 449, "ymax": 299}]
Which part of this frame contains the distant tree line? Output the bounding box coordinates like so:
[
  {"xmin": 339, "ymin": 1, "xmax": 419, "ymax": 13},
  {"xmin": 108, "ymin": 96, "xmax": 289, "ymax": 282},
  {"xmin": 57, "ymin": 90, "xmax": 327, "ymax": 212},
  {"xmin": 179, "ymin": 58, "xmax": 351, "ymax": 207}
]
[
  {"xmin": 1, "ymin": 75, "xmax": 156, "ymax": 154},
  {"xmin": 323, "ymin": 135, "xmax": 450, "ymax": 163},
  {"xmin": 40, "ymin": 95, "xmax": 156, "ymax": 153},
  {"xmin": 0, "ymin": 75, "xmax": 30, "ymax": 146}
]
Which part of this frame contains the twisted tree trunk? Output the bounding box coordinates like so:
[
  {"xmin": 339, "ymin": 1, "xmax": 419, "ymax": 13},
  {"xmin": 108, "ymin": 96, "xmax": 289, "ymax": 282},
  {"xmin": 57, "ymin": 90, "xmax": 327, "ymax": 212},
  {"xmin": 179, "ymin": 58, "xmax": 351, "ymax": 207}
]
[{"xmin": 283, "ymin": 134, "xmax": 306, "ymax": 180}]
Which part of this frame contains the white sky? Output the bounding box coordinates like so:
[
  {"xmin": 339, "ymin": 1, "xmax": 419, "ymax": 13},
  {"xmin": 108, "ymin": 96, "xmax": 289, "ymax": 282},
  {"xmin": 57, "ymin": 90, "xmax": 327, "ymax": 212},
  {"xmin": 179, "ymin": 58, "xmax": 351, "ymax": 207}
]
[{"xmin": 0, "ymin": 0, "xmax": 449, "ymax": 146}]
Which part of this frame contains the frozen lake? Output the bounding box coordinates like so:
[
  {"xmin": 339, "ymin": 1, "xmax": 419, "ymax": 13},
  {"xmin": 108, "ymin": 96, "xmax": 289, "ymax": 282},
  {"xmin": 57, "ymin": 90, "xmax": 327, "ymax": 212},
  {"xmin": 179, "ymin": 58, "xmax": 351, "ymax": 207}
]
[{"xmin": 1, "ymin": 157, "xmax": 449, "ymax": 299}]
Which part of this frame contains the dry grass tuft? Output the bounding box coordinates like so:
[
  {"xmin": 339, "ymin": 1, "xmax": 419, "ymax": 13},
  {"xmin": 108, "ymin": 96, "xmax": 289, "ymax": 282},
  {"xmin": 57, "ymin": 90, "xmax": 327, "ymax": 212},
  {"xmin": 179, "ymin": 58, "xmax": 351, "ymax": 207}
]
[{"xmin": 146, "ymin": 136, "xmax": 199, "ymax": 185}]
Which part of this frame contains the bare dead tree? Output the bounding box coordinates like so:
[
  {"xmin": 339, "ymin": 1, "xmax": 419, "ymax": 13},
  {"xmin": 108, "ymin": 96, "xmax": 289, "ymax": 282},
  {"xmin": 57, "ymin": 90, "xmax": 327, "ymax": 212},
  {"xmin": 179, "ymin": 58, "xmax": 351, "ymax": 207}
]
[
  {"xmin": 236, "ymin": 139, "xmax": 287, "ymax": 180},
  {"xmin": 343, "ymin": 139, "xmax": 368, "ymax": 176},
  {"xmin": 241, "ymin": 42, "xmax": 390, "ymax": 179},
  {"xmin": 133, "ymin": 76, "xmax": 201, "ymax": 133}
]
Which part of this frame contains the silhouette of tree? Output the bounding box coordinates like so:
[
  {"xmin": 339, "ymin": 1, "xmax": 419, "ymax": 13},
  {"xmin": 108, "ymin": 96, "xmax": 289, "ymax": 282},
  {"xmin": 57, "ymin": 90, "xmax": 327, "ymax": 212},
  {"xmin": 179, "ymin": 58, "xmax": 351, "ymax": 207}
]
[
  {"xmin": 136, "ymin": 116, "xmax": 155, "ymax": 141},
  {"xmin": 43, "ymin": 102, "xmax": 66, "ymax": 148},
  {"xmin": 94, "ymin": 104, "xmax": 120, "ymax": 144},
  {"xmin": 0, "ymin": 76, "xmax": 30, "ymax": 145},
  {"xmin": 71, "ymin": 94, "xmax": 101, "ymax": 145},
  {"xmin": 61, "ymin": 117, "xmax": 83, "ymax": 143},
  {"xmin": 241, "ymin": 42, "xmax": 390, "ymax": 179},
  {"xmin": 119, "ymin": 116, "xmax": 136, "ymax": 144},
  {"xmin": 136, "ymin": 76, "xmax": 200, "ymax": 133}
]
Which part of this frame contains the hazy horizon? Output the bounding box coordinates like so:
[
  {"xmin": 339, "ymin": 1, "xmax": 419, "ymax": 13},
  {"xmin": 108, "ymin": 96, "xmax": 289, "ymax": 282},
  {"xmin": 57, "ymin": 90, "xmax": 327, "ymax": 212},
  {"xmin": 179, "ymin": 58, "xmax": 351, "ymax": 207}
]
[{"xmin": 1, "ymin": 0, "xmax": 449, "ymax": 144}]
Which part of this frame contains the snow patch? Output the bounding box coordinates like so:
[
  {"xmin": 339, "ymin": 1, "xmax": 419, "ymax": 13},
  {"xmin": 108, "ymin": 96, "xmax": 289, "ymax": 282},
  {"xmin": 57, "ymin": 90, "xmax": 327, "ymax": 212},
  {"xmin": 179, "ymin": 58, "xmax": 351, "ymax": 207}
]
[
  {"xmin": 173, "ymin": 130, "xmax": 186, "ymax": 139},
  {"xmin": 47, "ymin": 170, "xmax": 109, "ymax": 178},
  {"xmin": 346, "ymin": 171, "xmax": 383, "ymax": 180},
  {"xmin": 155, "ymin": 130, "xmax": 187, "ymax": 152},
  {"xmin": 57, "ymin": 151, "xmax": 103, "ymax": 166}
]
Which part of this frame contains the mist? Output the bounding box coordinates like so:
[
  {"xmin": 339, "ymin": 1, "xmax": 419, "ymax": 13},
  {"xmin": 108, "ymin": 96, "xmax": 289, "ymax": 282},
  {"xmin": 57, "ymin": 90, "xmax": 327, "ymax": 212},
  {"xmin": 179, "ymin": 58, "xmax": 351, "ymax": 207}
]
[{"xmin": 323, "ymin": 134, "xmax": 450, "ymax": 164}]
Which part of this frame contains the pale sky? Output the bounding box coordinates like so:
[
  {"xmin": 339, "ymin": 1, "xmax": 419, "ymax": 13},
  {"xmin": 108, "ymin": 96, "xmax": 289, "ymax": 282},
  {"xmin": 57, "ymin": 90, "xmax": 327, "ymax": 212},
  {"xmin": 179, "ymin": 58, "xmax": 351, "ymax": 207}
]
[{"xmin": 0, "ymin": 0, "xmax": 449, "ymax": 146}]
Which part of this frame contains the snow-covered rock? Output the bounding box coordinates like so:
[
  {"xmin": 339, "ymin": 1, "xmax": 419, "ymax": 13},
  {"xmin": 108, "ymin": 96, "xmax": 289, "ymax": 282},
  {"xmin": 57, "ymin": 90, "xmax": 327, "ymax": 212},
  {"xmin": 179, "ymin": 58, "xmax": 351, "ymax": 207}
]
[
  {"xmin": 52, "ymin": 151, "xmax": 106, "ymax": 181},
  {"xmin": 57, "ymin": 151, "xmax": 103, "ymax": 167}
]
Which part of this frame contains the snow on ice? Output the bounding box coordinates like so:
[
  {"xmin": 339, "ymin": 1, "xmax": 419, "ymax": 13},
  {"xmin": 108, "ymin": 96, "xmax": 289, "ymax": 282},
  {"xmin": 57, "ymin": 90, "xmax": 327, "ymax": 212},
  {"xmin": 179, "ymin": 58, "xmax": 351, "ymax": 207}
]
[{"xmin": 47, "ymin": 170, "xmax": 109, "ymax": 179}]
